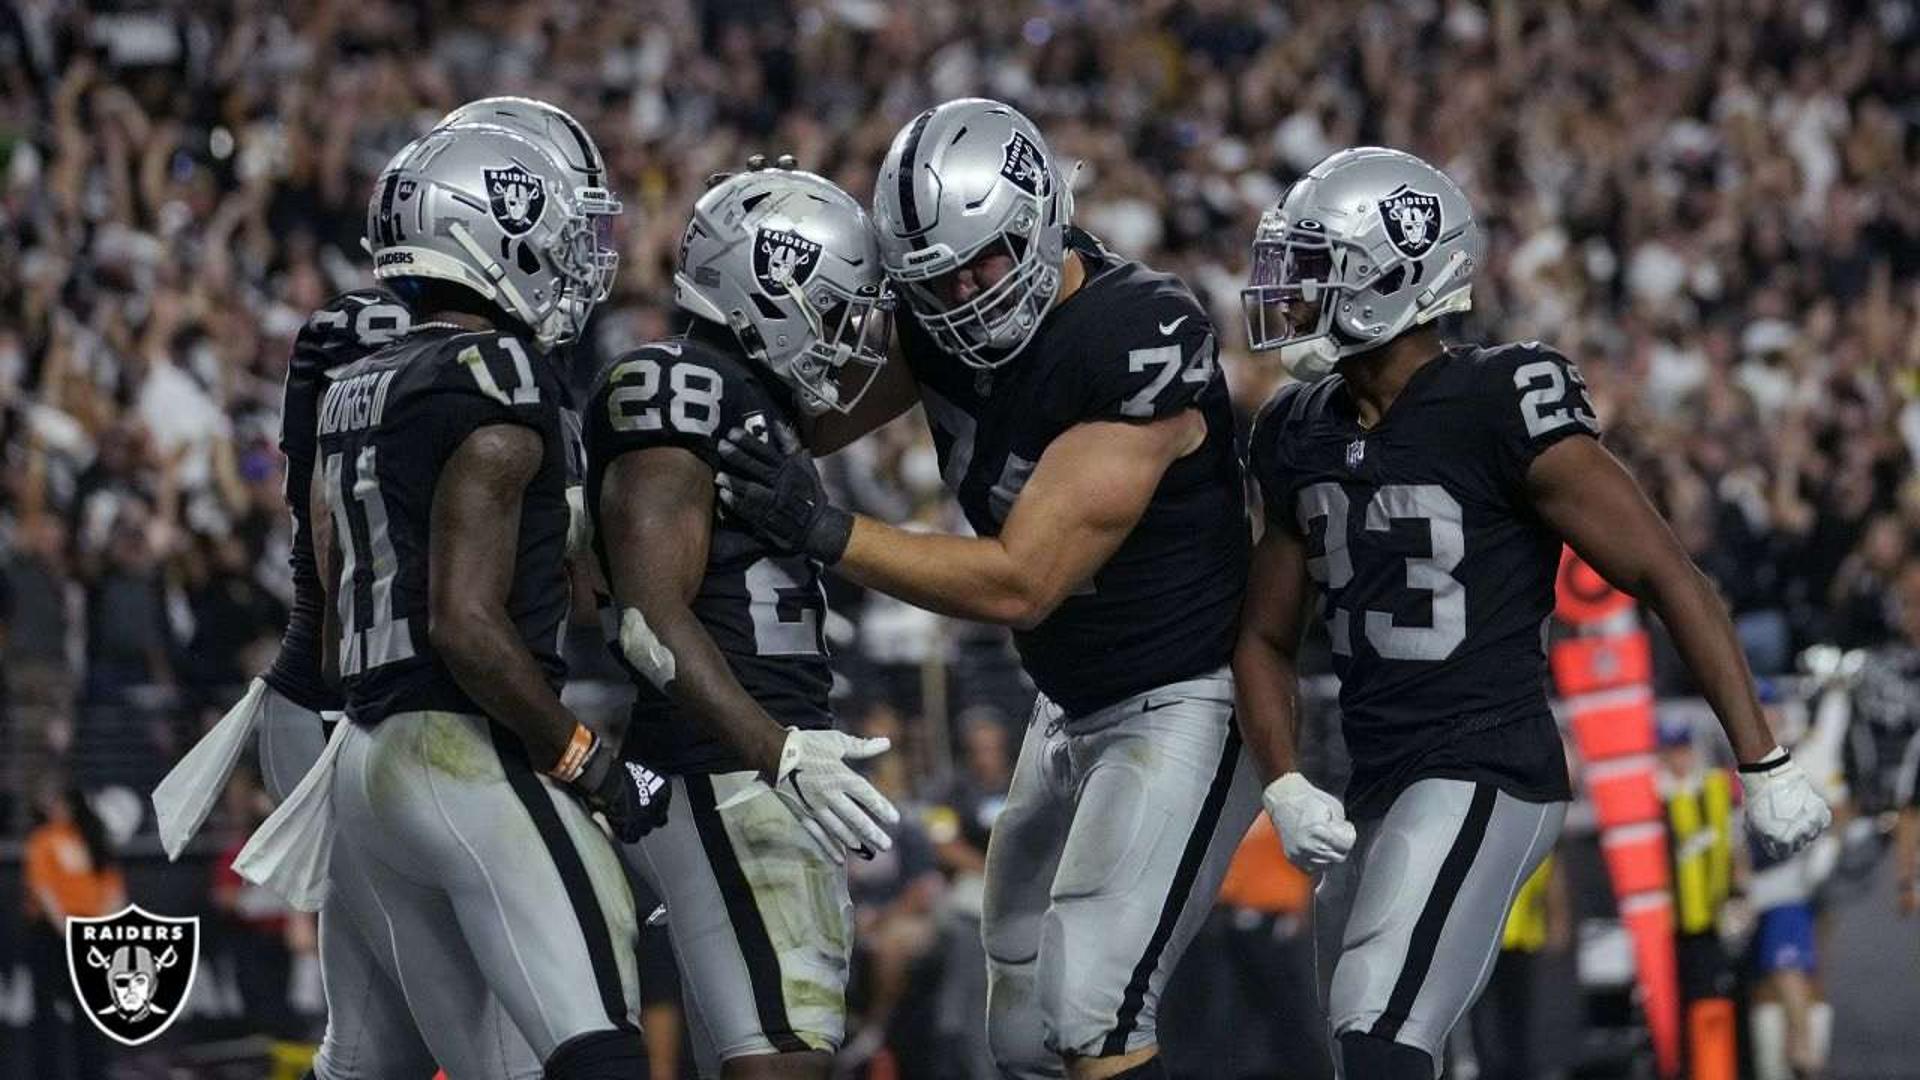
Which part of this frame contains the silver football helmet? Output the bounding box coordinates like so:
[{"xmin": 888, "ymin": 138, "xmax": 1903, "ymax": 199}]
[
  {"xmin": 436, "ymin": 97, "xmax": 621, "ymax": 337},
  {"xmin": 871, "ymin": 98, "xmax": 1073, "ymax": 370},
  {"xmin": 1242, "ymin": 147, "xmax": 1483, "ymax": 382},
  {"xmin": 366, "ymin": 123, "xmax": 619, "ymax": 350},
  {"xmin": 674, "ymin": 164, "xmax": 893, "ymax": 416}
]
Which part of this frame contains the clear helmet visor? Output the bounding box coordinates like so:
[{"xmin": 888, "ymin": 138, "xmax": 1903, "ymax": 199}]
[
  {"xmin": 789, "ymin": 284, "xmax": 896, "ymax": 415},
  {"xmin": 1241, "ymin": 230, "xmax": 1336, "ymax": 352}
]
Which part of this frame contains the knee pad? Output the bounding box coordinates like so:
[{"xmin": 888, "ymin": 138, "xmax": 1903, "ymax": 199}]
[
  {"xmin": 544, "ymin": 1028, "xmax": 649, "ymax": 1080},
  {"xmin": 1338, "ymin": 1031, "xmax": 1432, "ymax": 1080}
]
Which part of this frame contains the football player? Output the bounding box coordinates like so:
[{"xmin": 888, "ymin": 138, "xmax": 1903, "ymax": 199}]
[
  {"xmin": 153, "ymin": 96, "xmax": 617, "ymax": 1080},
  {"xmin": 713, "ymin": 99, "xmax": 1260, "ymax": 1080},
  {"xmin": 584, "ymin": 162, "xmax": 901, "ymax": 1079},
  {"xmin": 306, "ymin": 122, "xmax": 662, "ymax": 1080},
  {"xmin": 1233, "ymin": 147, "xmax": 1831, "ymax": 1078}
]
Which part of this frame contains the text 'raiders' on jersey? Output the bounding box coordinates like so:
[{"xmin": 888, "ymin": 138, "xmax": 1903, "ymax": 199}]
[
  {"xmin": 264, "ymin": 288, "xmax": 412, "ymax": 712},
  {"xmin": 315, "ymin": 325, "xmax": 572, "ymax": 727},
  {"xmin": 583, "ymin": 322, "xmax": 834, "ymax": 774},
  {"xmin": 1249, "ymin": 342, "xmax": 1599, "ymax": 819},
  {"xmin": 898, "ymin": 229, "xmax": 1249, "ymax": 717}
]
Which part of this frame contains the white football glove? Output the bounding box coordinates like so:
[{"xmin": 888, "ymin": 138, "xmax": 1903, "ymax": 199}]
[
  {"xmin": 774, "ymin": 728, "xmax": 900, "ymax": 864},
  {"xmin": 1739, "ymin": 750, "xmax": 1832, "ymax": 860},
  {"xmin": 1263, "ymin": 773, "xmax": 1356, "ymax": 872}
]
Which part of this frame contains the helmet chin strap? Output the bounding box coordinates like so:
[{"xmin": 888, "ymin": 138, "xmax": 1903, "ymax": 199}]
[{"xmin": 1279, "ymin": 336, "xmax": 1341, "ymax": 382}]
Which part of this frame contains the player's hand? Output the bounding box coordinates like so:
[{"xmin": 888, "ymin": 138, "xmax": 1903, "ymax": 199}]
[
  {"xmin": 1263, "ymin": 773, "xmax": 1356, "ymax": 871},
  {"xmin": 572, "ymin": 738, "xmax": 672, "ymax": 843},
  {"xmin": 773, "ymin": 728, "xmax": 900, "ymax": 864},
  {"xmin": 1738, "ymin": 749, "xmax": 1831, "ymax": 860},
  {"xmin": 714, "ymin": 428, "xmax": 853, "ymax": 564}
]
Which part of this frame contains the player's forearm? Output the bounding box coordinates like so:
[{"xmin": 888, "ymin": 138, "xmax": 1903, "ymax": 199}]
[
  {"xmin": 630, "ymin": 599, "xmax": 786, "ymax": 777},
  {"xmin": 1233, "ymin": 631, "xmax": 1304, "ymax": 779},
  {"xmin": 1640, "ymin": 562, "xmax": 1778, "ymax": 764},
  {"xmin": 430, "ymin": 609, "xmax": 577, "ymax": 770},
  {"xmin": 838, "ymin": 515, "xmax": 1056, "ymax": 628}
]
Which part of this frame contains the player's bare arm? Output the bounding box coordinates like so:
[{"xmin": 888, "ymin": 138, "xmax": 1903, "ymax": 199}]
[
  {"xmin": 722, "ymin": 408, "xmax": 1203, "ymax": 630},
  {"xmin": 1529, "ymin": 433, "xmax": 1831, "ymax": 856},
  {"xmin": 803, "ymin": 344, "xmax": 921, "ymax": 457},
  {"xmin": 599, "ymin": 445, "xmax": 785, "ymax": 775},
  {"xmin": 427, "ymin": 422, "xmax": 577, "ymax": 768},
  {"xmin": 1529, "ymin": 434, "xmax": 1778, "ymax": 763},
  {"xmin": 1233, "ymin": 520, "xmax": 1311, "ymax": 779},
  {"xmin": 310, "ymin": 458, "xmax": 341, "ymax": 690}
]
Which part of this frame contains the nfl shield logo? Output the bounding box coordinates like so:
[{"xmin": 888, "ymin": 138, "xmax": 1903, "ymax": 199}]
[
  {"xmin": 67, "ymin": 904, "xmax": 200, "ymax": 1046},
  {"xmin": 753, "ymin": 228, "xmax": 822, "ymax": 297},
  {"xmin": 999, "ymin": 131, "xmax": 1049, "ymax": 196},
  {"xmin": 1378, "ymin": 185, "xmax": 1442, "ymax": 259},
  {"xmin": 485, "ymin": 165, "xmax": 547, "ymax": 236},
  {"xmin": 1346, "ymin": 438, "xmax": 1367, "ymax": 470}
]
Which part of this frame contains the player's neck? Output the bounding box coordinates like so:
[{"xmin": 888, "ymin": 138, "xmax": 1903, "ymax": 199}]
[
  {"xmin": 418, "ymin": 310, "xmax": 496, "ymax": 333},
  {"xmin": 1342, "ymin": 327, "xmax": 1443, "ymax": 429},
  {"xmin": 1050, "ymin": 249, "xmax": 1087, "ymax": 311}
]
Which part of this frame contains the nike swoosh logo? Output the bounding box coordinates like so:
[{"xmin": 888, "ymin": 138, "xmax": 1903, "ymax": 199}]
[
  {"xmin": 1158, "ymin": 315, "xmax": 1189, "ymax": 336},
  {"xmin": 1141, "ymin": 699, "xmax": 1182, "ymax": 714}
]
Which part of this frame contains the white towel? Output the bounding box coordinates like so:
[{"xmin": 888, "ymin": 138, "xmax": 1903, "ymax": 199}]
[
  {"xmin": 151, "ymin": 678, "xmax": 270, "ymax": 861},
  {"xmin": 233, "ymin": 718, "xmax": 353, "ymax": 912}
]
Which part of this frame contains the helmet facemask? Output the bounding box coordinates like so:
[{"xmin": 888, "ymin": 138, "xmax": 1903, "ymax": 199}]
[
  {"xmin": 783, "ymin": 280, "xmax": 895, "ymax": 416},
  {"xmin": 893, "ymin": 206, "xmax": 1060, "ymax": 371}
]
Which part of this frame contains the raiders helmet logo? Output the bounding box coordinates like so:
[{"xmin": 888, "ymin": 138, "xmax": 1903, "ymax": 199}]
[
  {"xmin": 1000, "ymin": 131, "xmax": 1049, "ymax": 196},
  {"xmin": 1378, "ymin": 186, "xmax": 1442, "ymax": 258},
  {"xmin": 67, "ymin": 905, "xmax": 200, "ymax": 1046},
  {"xmin": 753, "ymin": 228, "xmax": 822, "ymax": 297},
  {"xmin": 485, "ymin": 165, "xmax": 547, "ymax": 236}
]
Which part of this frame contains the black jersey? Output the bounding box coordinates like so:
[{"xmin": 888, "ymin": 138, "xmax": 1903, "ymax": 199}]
[
  {"xmin": 583, "ymin": 324, "xmax": 833, "ymax": 774},
  {"xmin": 316, "ymin": 326, "xmax": 572, "ymax": 725},
  {"xmin": 264, "ymin": 288, "xmax": 412, "ymax": 711},
  {"xmin": 899, "ymin": 230, "xmax": 1248, "ymax": 717},
  {"xmin": 1249, "ymin": 342, "xmax": 1597, "ymax": 819}
]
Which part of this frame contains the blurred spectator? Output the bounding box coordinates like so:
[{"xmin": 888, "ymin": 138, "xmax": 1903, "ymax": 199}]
[
  {"xmin": 1656, "ymin": 715, "xmax": 1742, "ymax": 1079},
  {"xmin": 926, "ymin": 706, "xmax": 1013, "ymax": 1080},
  {"xmin": 210, "ymin": 769, "xmax": 304, "ymax": 1038},
  {"xmin": 22, "ymin": 782, "xmax": 123, "ymax": 1080}
]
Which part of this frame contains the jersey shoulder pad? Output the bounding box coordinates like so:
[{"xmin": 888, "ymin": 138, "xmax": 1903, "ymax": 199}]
[
  {"xmin": 396, "ymin": 330, "xmax": 561, "ymax": 428},
  {"xmin": 292, "ymin": 288, "xmax": 412, "ymax": 376},
  {"xmin": 586, "ymin": 336, "xmax": 754, "ymax": 467},
  {"xmin": 1073, "ymin": 265, "xmax": 1218, "ymax": 423},
  {"xmin": 1247, "ymin": 379, "xmax": 1328, "ymax": 514},
  {"xmin": 1464, "ymin": 341, "xmax": 1600, "ymax": 482}
]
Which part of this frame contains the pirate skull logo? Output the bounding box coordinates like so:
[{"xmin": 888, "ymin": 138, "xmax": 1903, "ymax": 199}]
[
  {"xmin": 485, "ymin": 164, "xmax": 547, "ymax": 236},
  {"xmin": 753, "ymin": 228, "xmax": 822, "ymax": 297},
  {"xmin": 999, "ymin": 131, "xmax": 1049, "ymax": 196},
  {"xmin": 1378, "ymin": 185, "xmax": 1442, "ymax": 259},
  {"xmin": 67, "ymin": 904, "xmax": 200, "ymax": 1045}
]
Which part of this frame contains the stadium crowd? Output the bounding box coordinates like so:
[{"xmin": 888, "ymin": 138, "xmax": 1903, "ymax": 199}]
[{"xmin": 1, "ymin": 0, "xmax": 1917, "ymax": 1075}]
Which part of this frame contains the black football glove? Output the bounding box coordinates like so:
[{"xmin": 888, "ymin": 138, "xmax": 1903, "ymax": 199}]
[
  {"xmin": 714, "ymin": 427, "xmax": 853, "ymax": 564},
  {"xmin": 571, "ymin": 739, "xmax": 671, "ymax": 843}
]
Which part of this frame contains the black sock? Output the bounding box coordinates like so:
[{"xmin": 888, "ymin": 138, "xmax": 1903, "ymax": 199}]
[
  {"xmin": 1338, "ymin": 1031, "xmax": 1433, "ymax": 1079},
  {"xmin": 544, "ymin": 1028, "xmax": 650, "ymax": 1080}
]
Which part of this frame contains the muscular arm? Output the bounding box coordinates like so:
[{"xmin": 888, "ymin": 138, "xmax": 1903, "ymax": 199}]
[
  {"xmin": 1232, "ymin": 521, "xmax": 1313, "ymax": 780},
  {"xmin": 835, "ymin": 409, "xmax": 1205, "ymax": 629},
  {"xmin": 1528, "ymin": 435, "xmax": 1778, "ymax": 764},
  {"xmin": 598, "ymin": 446, "xmax": 785, "ymax": 776},
  {"xmin": 427, "ymin": 424, "xmax": 577, "ymax": 771},
  {"xmin": 803, "ymin": 347, "xmax": 920, "ymax": 456},
  {"xmin": 309, "ymin": 459, "xmax": 340, "ymax": 689}
]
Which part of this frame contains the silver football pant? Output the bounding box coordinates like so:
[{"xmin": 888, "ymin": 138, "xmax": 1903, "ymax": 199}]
[
  {"xmin": 314, "ymin": 710, "xmax": 642, "ymax": 1079},
  {"xmin": 623, "ymin": 770, "xmax": 853, "ymax": 1077},
  {"xmin": 983, "ymin": 666, "xmax": 1261, "ymax": 1077},
  {"xmin": 1315, "ymin": 777, "xmax": 1565, "ymax": 1073},
  {"xmin": 256, "ymin": 683, "xmax": 330, "ymax": 804}
]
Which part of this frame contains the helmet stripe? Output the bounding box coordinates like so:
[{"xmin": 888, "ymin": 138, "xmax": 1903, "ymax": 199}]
[{"xmin": 896, "ymin": 109, "xmax": 935, "ymax": 242}]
